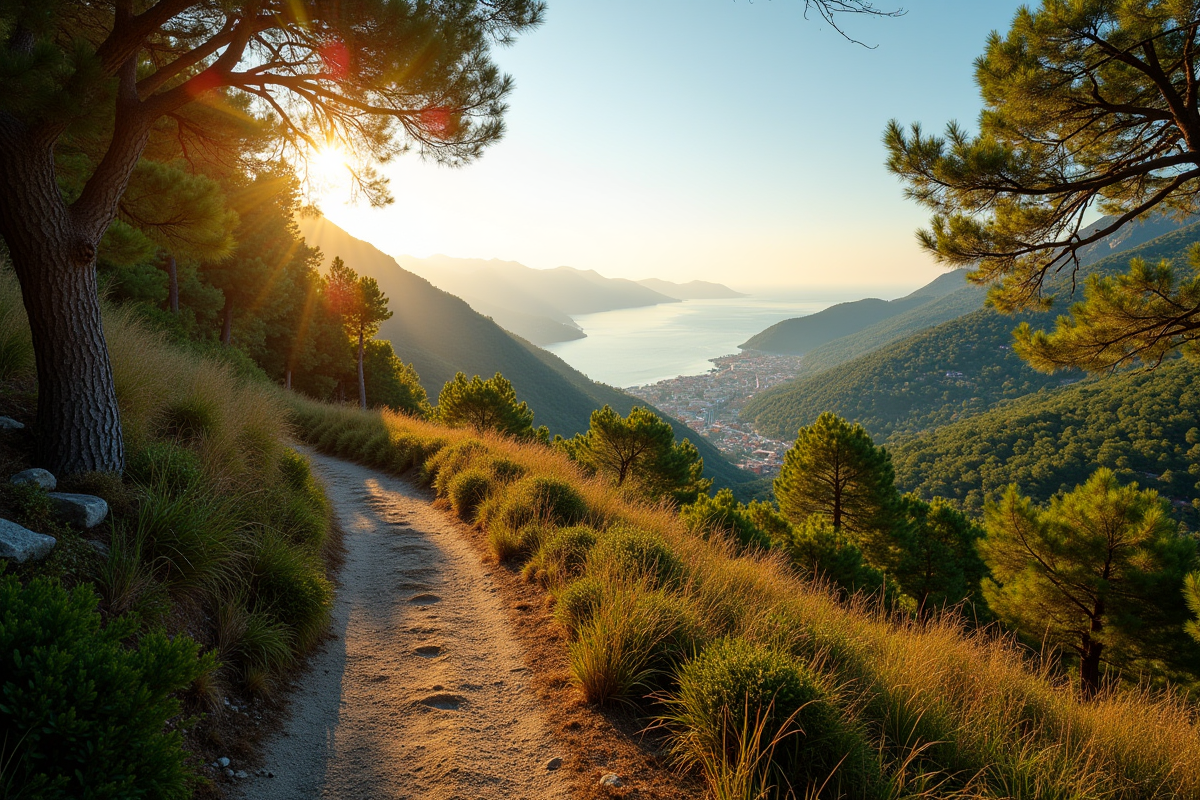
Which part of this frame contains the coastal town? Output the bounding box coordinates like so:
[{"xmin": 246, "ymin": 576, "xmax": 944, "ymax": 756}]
[{"xmin": 626, "ymin": 352, "xmax": 805, "ymax": 477}]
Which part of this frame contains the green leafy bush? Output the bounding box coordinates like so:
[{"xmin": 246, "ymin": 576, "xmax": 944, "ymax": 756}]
[
  {"xmin": 588, "ymin": 525, "xmax": 682, "ymax": 586},
  {"xmin": 0, "ymin": 576, "xmax": 213, "ymax": 799},
  {"xmin": 554, "ymin": 575, "xmax": 606, "ymax": 637}
]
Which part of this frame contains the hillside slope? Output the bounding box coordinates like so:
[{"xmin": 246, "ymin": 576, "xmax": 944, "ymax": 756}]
[
  {"xmin": 892, "ymin": 360, "xmax": 1200, "ymax": 520},
  {"xmin": 296, "ymin": 217, "xmax": 753, "ymax": 490},
  {"xmin": 739, "ymin": 269, "xmax": 969, "ymax": 355},
  {"xmin": 743, "ymin": 218, "xmax": 1200, "ymax": 443}
]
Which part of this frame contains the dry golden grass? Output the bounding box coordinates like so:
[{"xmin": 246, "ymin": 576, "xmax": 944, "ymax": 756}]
[{"xmin": 289, "ymin": 396, "xmax": 1200, "ymax": 800}]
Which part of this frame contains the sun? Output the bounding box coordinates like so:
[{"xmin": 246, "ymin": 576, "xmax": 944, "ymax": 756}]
[{"xmin": 309, "ymin": 144, "xmax": 350, "ymax": 190}]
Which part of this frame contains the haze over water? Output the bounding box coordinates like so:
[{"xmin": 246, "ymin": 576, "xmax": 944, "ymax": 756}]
[{"xmin": 544, "ymin": 287, "xmax": 902, "ymax": 388}]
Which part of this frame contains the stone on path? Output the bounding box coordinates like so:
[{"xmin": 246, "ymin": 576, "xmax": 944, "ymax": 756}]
[
  {"xmin": 545, "ymin": 757, "xmax": 562, "ymax": 771},
  {"xmin": 0, "ymin": 518, "xmax": 56, "ymax": 563},
  {"xmin": 0, "ymin": 416, "xmax": 24, "ymax": 430},
  {"xmin": 48, "ymin": 493, "xmax": 109, "ymax": 528},
  {"xmin": 599, "ymin": 773, "xmax": 624, "ymax": 788},
  {"xmin": 10, "ymin": 468, "xmax": 56, "ymax": 491}
]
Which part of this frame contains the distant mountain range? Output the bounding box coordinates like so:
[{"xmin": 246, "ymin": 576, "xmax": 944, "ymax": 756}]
[
  {"xmin": 354, "ymin": 250, "xmax": 743, "ymax": 345},
  {"xmin": 295, "ymin": 216, "xmax": 757, "ymax": 494}
]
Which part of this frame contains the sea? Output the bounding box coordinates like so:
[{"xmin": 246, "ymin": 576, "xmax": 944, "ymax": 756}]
[{"xmin": 543, "ymin": 287, "xmax": 893, "ymax": 388}]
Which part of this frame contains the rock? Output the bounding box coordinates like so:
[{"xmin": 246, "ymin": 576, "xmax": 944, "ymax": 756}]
[
  {"xmin": 88, "ymin": 540, "xmax": 110, "ymax": 558},
  {"xmin": 10, "ymin": 468, "xmax": 56, "ymax": 491},
  {"xmin": 0, "ymin": 416, "xmax": 24, "ymax": 430},
  {"xmin": 234, "ymin": 770, "xmax": 248, "ymax": 780},
  {"xmin": 0, "ymin": 518, "xmax": 56, "ymax": 563},
  {"xmin": 223, "ymin": 768, "xmax": 234, "ymax": 779},
  {"xmin": 545, "ymin": 757, "xmax": 563, "ymax": 771},
  {"xmin": 217, "ymin": 757, "xmax": 231, "ymax": 768},
  {"xmin": 47, "ymin": 492, "xmax": 108, "ymax": 528},
  {"xmin": 600, "ymin": 773, "xmax": 624, "ymax": 788}
]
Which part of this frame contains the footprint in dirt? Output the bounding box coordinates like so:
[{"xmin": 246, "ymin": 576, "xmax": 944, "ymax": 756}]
[
  {"xmin": 419, "ymin": 692, "xmax": 464, "ymax": 710},
  {"xmin": 409, "ymin": 593, "xmax": 441, "ymax": 605},
  {"xmin": 415, "ymin": 645, "xmax": 442, "ymax": 658}
]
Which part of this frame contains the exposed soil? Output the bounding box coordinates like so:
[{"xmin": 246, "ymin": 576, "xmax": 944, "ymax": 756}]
[
  {"xmin": 234, "ymin": 451, "xmax": 570, "ymax": 800},
  {"xmin": 235, "ymin": 449, "xmax": 705, "ymax": 800}
]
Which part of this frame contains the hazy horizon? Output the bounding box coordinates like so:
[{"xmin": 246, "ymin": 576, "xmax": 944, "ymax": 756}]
[{"xmin": 311, "ymin": 0, "xmax": 1025, "ymax": 290}]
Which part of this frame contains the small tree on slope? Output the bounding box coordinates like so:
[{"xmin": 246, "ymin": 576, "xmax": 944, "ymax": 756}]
[
  {"xmin": 980, "ymin": 470, "xmax": 1198, "ymax": 697},
  {"xmin": 437, "ymin": 372, "xmax": 537, "ymax": 439},
  {"xmin": 326, "ymin": 257, "xmax": 392, "ymax": 410}
]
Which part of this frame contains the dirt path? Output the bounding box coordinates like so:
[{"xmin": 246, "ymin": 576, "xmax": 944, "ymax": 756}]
[{"xmin": 236, "ymin": 450, "xmax": 570, "ymax": 800}]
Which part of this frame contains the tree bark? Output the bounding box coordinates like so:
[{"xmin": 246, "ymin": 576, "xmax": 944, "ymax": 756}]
[
  {"xmin": 285, "ymin": 367, "xmax": 292, "ymax": 391},
  {"xmin": 357, "ymin": 328, "xmax": 367, "ymax": 410},
  {"xmin": 166, "ymin": 253, "xmax": 179, "ymax": 314},
  {"xmin": 0, "ymin": 129, "xmax": 125, "ymax": 474},
  {"xmin": 221, "ymin": 294, "xmax": 233, "ymax": 345}
]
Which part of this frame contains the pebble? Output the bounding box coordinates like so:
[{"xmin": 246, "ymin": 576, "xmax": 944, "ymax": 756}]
[
  {"xmin": 600, "ymin": 773, "xmax": 624, "ymax": 787},
  {"xmin": 217, "ymin": 757, "xmax": 231, "ymax": 768},
  {"xmin": 234, "ymin": 770, "xmax": 248, "ymax": 780},
  {"xmin": 545, "ymin": 757, "xmax": 563, "ymax": 771},
  {"xmin": 224, "ymin": 768, "xmax": 234, "ymax": 778},
  {"xmin": 0, "ymin": 416, "xmax": 24, "ymax": 430}
]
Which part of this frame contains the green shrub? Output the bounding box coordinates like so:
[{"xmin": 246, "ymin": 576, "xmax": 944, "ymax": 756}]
[
  {"xmin": 487, "ymin": 456, "xmax": 526, "ymax": 483},
  {"xmin": 447, "ymin": 468, "xmax": 494, "ymax": 521},
  {"xmin": 129, "ymin": 484, "xmax": 236, "ymax": 597},
  {"xmin": 523, "ymin": 525, "xmax": 598, "ymax": 587},
  {"xmin": 589, "ymin": 525, "xmax": 682, "ymax": 586},
  {"xmin": 127, "ymin": 441, "xmax": 203, "ymax": 497},
  {"xmin": 670, "ymin": 637, "xmax": 873, "ymax": 797},
  {"xmin": 424, "ymin": 438, "xmax": 488, "ymax": 492},
  {"xmin": 492, "ymin": 475, "xmax": 589, "ymax": 534},
  {"xmin": 250, "ymin": 533, "xmax": 333, "ymax": 651},
  {"xmin": 0, "ymin": 576, "xmax": 213, "ymax": 799},
  {"xmin": 215, "ymin": 596, "xmax": 295, "ymax": 695},
  {"xmin": 554, "ymin": 575, "xmax": 606, "ymax": 637}
]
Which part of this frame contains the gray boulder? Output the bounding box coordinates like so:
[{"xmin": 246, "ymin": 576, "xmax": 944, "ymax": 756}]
[
  {"xmin": 10, "ymin": 468, "xmax": 56, "ymax": 491},
  {"xmin": 0, "ymin": 416, "xmax": 24, "ymax": 430},
  {"xmin": 0, "ymin": 518, "xmax": 56, "ymax": 562},
  {"xmin": 48, "ymin": 493, "xmax": 109, "ymax": 528}
]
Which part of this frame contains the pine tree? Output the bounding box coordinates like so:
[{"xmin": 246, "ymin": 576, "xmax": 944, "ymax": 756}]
[
  {"xmin": 894, "ymin": 494, "xmax": 987, "ymax": 615},
  {"xmin": 774, "ymin": 412, "xmax": 898, "ymax": 563},
  {"xmin": 437, "ymin": 372, "xmax": 537, "ymax": 438},
  {"xmin": 1186, "ymin": 572, "xmax": 1200, "ymax": 647},
  {"xmin": 980, "ymin": 469, "xmax": 1198, "ymax": 697},
  {"xmin": 362, "ymin": 340, "xmax": 429, "ymax": 417},
  {"xmin": 0, "ymin": 1, "xmax": 543, "ymax": 473},
  {"xmin": 886, "ymin": 2, "xmax": 1200, "ymax": 372},
  {"xmin": 560, "ymin": 405, "xmax": 711, "ymax": 505}
]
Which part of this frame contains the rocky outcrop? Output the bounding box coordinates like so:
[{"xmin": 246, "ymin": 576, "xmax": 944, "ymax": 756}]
[{"xmin": 10, "ymin": 468, "xmax": 56, "ymax": 491}]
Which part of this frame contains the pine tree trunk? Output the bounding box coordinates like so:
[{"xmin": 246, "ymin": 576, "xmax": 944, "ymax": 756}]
[
  {"xmin": 166, "ymin": 254, "xmax": 179, "ymax": 314},
  {"xmin": 221, "ymin": 295, "xmax": 233, "ymax": 345},
  {"xmin": 357, "ymin": 329, "xmax": 367, "ymax": 410},
  {"xmin": 1079, "ymin": 636, "xmax": 1103, "ymax": 699},
  {"xmin": 285, "ymin": 368, "xmax": 292, "ymax": 391},
  {"xmin": 0, "ymin": 131, "xmax": 124, "ymax": 474}
]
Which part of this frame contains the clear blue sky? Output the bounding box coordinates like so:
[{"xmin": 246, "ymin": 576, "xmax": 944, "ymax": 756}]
[{"xmin": 318, "ymin": 0, "xmax": 1024, "ymax": 292}]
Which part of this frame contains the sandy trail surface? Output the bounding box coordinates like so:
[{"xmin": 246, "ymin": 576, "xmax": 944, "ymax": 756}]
[{"xmin": 236, "ymin": 450, "xmax": 569, "ymax": 800}]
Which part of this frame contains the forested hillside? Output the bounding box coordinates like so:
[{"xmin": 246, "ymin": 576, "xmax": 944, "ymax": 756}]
[
  {"xmin": 743, "ymin": 218, "xmax": 1200, "ymax": 443},
  {"xmin": 295, "ymin": 217, "xmax": 755, "ymax": 491},
  {"xmin": 893, "ymin": 361, "xmax": 1200, "ymax": 520}
]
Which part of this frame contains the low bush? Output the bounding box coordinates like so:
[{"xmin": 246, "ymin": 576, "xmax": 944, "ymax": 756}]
[
  {"xmin": 668, "ymin": 636, "xmax": 872, "ymax": 799},
  {"xmin": 523, "ymin": 525, "xmax": 598, "ymax": 587},
  {"xmin": 424, "ymin": 438, "xmax": 488, "ymax": 492},
  {"xmin": 554, "ymin": 575, "xmax": 606, "ymax": 637},
  {"xmin": 0, "ymin": 576, "xmax": 214, "ymax": 799},
  {"xmin": 447, "ymin": 467, "xmax": 495, "ymax": 522},
  {"xmin": 492, "ymin": 475, "xmax": 588, "ymax": 533},
  {"xmin": 588, "ymin": 525, "xmax": 682, "ymax": 587}
]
